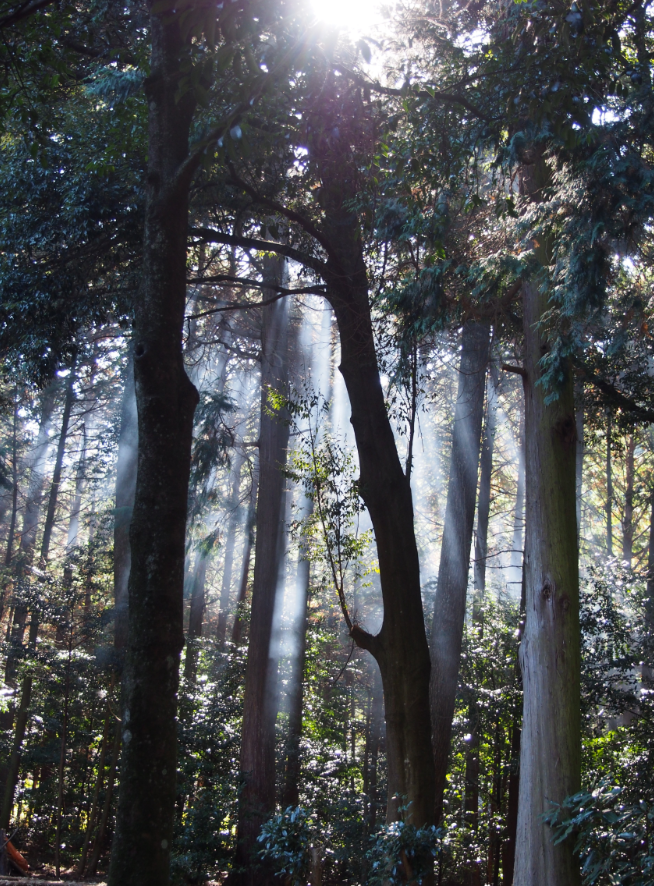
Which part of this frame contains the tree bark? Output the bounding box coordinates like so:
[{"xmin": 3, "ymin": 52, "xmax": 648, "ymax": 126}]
[
  {"xmin": 232, "ymin": 262, "xmax": 292, "ymax": 886},
  {"xmin": 430, "ymin": 320, "xmax": 490, "ymax": 822},
  {"xmin": 514, "ymin": 278, "xmax": 581, "ymax": 886},
  {"xmin": 107, "ymin": 12, "xmax": 198, "ymax": 886},
  {"xmin": 622, "ymin": 434, "xmax": 635, "ymax": 566}
]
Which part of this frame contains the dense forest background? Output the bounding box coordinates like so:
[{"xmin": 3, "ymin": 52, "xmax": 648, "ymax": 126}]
[{"xmin": 0, "ymin": 0, "xmax": 653, "ymax": 884}]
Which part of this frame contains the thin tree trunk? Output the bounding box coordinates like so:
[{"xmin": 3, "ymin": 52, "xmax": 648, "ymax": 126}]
[
  {"xmin": 622, "ymin": 434, "xmax": 635, "ymax": 566},
  {"xmin": 366, "ymin": 664, "xmax": 383, "ymax": 833},
  {"xmin": 54, "ymin": 630, "xmax": 72, "ymax": 878},
  {"xmin": 606, "ymin": 412, "xmax": 613, "ymax": 556},
  {"xmin": 77, "ymin": 693, "xmax": 112, "ymax": 876},
  {"xmin": 113, "ymin": 353, "xmax": 137, "ymax": 654},
  {"xmin": 183, "ymin": 548, "xmax": 208, "ymax": 683},
  {"xmin": 643, "ymin": 492, "xmax": 654, "ymax": 688},
  {"xmin": 281, "ymin": 506, "xmax": 311, "ymax": 809},
  {"xmin": 514, "ymin": 277, "xmax": 581, "ymax": 886},
  {"xmin": 3, "ymin": 391, "xmax": 19, "ymax": 570},
  {"xmin": 231, "ymin": 463, "xmax": 258, "ymax": 646},
  {"xmin": 66, "ymin": 420, "xmax": 87, "ymax": 554},
  {"xmin": 87, "ymin": 725, "xmax": 121, "ymax": 877},
  {"xmin": 216, "ymin": 454, "xmax": 244, "ymax": 646},
  {"xmin": 508, "ymin": 419, "xmax": 525, "ymax": 595},
  {"xmin": 430, "ymin": 320, "xmax": 491, "ymax": 822},
  {"xmin": 4, "ymin": 380, "xmax": 57, "ymax": 686},
  {"xmin": 40, "ymin": 367, "xmax": 75, "ymax": 564},
  {"xmin": 574, "ymin": 378, "xmax": 584, "ymax": 536},
  {"xmin": 473, "ymin": 366, "xmax": 497, "ymax": 609},
  {"xmin": 107, "ymin": 13, "xmax": 198, "ymax": 886},
  {"xmin": 233, "ymin": 261, "xmax": 292, "ymax": 886}
]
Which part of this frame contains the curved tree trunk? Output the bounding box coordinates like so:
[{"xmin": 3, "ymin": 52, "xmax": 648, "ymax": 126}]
[
  {"xmin": 514, "ymin": 279, "xmax": 581, "ymax": 886},
  {"xmin": 107, "ymin": 14, "xmax": 198, "ymax": 886},
  {"xmin": 430, "ymin": 320, "xmax": 490, "ymax": 822}
]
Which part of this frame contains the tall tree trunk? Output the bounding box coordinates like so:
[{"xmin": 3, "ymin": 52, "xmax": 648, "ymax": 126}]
[
  {"xmin": 473, "ymin": 366, "xmax": 497, "ymax": 609},
  {"xmin": 233, "ymin": 262, "xmax": 292, "ymax": 885},
  {"xmin": 66, "ymin": 420, "xmax": 87, "ymax": 553},
  {"xmin": 231, "ymin": 462, "xmax": 258, "ymax": 646},
  {"xmin": 77, "ymin": 692, "xmax": 113, "ymax": 877},
  {"xmin": 183, "ymin": 548, "xmax": 208, "ymax": 683},
  {"xmin": 643, "ymin": 492, "xmax": 654, "ymax": 688},
  {"xmin": 430, "ymin": 320, "xmax": 490, "ymax": 822},
  {"xmin": 107, "ymin": 13, "xmax": 198, "ymax": 886},
  {"xmin": 40, "ymin": 367, "xmax": 75, "ymax": 563},
  {"xmin": 281, "ymin": 500, "xmax": 311, "ymax": 810},
  {"xmin": 622, "ymin": 434, "xmax": 635, "ymax": 567},
  {"xmin": 606, "ymin": 412, "xmax": 613, "ymax": 556},
  {"xmin": 574, "ymin": 379, "xmax": 584, "ymax": 536},
  {"xmin": 4, "ymin": 380, "xmax": 57, "ymax": 686},
  {"xmin": 3, "ymin": 391, "xmax": 19, "ymax": 571},
  {"xmin": 113, "ymin": 353, "xmax": 138, "ymax": 655},
  {"xmin": 306, "ymin": 82, "xmax": 436, "ymax": 832},
  {"xmin": 87, "ymin": 724, "xmax": 121, "ymax": 877},
  {"xmin": 216, "ymin": 454, "xmax": 244, "ymax": 646},
  {"xmin": 508, "ymin": 418, "xmax": 525, "ymax": 594},
  {"xmin": 514, "ymin": 278, "xmax": 581, "ymax": 886}
]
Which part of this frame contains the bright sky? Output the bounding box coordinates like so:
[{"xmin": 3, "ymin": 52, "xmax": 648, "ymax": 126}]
[{"xmin": 309, "ymin": 0, "xmax": 384, "ymax": 36}]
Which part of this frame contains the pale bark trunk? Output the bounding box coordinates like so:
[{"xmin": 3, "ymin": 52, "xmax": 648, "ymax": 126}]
[
  {"xmin": 107, "ymin": 13, "xmax": 198, "ymax": 886},
  {"xmin": 430, "ymin": 320, "xmax": 490, "ymax": 821},
  {"xmin": 514, "ymin": 279, "xmax": 581, "ymax": 886},
  {"xmin": 232, "ymin": 262, "xmax": 292, "ymax": 885}
]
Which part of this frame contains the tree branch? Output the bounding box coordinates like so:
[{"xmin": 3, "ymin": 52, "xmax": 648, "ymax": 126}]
[
  {"xmin": 186, "ymin": 286, "xmax": 326, "ymax": 320},
  {"xmin": 187, "ymin": 272, "xmax": 326, "ymax": 297},
  {"xmin": 225, "ymin": 162, "xmax": 339, "ymax": 262},
  {"xmin": 190, "ymin": 227, "xmax": 330, "ymax": 279},
  {"xmin": 335, "ymin": 64, "xmax": 491, "ymax": 122},
  {"xmin": 575, "ymin": 362, "xmax": 654, "ymax": 424}
]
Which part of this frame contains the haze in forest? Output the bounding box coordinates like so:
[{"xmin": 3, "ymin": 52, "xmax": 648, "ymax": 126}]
[{"xmin": 0, "ymin": 1, "xmax": 652, "ymax": 886}]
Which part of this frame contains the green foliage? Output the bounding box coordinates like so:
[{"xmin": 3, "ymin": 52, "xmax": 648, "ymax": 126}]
[
  {"xmin": 258, "ymin": 805, "xmax": 314, "ymax": 885},
  {"xmin": 545, "ymin": 784, "xmax": 654, "ymax": 886},
  {"xmin": 366, "ymin": 818, "xmax": 442, "ymax": 885}
]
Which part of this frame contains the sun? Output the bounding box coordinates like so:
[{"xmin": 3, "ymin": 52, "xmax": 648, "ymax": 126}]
[{"xmin": 309, "ymin": 0, "xmax": 383, "ymax": 35}]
